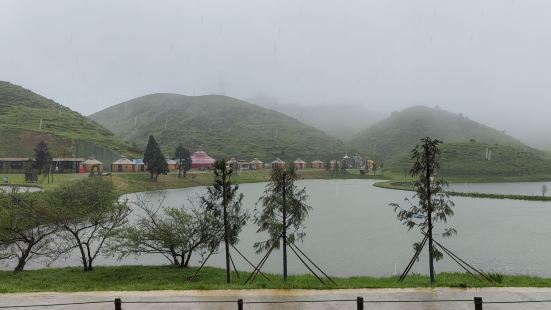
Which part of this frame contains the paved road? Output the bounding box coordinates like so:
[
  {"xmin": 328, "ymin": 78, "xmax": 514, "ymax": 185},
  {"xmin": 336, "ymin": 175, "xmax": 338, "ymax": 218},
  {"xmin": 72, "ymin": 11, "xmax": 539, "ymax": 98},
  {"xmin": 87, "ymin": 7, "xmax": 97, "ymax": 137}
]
[{"xmin": 1, "ymin": 288, "xmax": 551, "ymax": 309}]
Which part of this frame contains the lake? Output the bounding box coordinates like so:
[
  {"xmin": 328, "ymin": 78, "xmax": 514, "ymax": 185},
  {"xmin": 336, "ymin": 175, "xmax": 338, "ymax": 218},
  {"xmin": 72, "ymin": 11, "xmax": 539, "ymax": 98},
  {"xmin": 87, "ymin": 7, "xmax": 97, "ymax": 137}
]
[{"xmin": 9, "ymin": 179, "xmax": 551, "ymax": 277}]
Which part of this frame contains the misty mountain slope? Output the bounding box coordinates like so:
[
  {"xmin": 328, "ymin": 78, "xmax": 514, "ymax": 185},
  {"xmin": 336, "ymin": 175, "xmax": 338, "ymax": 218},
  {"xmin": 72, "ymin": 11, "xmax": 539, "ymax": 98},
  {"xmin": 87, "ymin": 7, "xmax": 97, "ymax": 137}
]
[
  {"xmin": 247, "ymin": 96, "xmax": 386, "ymax": 140},
  {"xmin": 351, "ymin": 105, "xmax": 529, "ymax": 161},
  {"xmin": 89, "ymin": 94, "xmax": 347, "ymax": 161},
  {"xmin": 0, "ymin": 81, "xmax": 137, "ymax": 159},
  {"xmin": 389, "ymin": 142, "xmax": 551, "ymax": 178}
]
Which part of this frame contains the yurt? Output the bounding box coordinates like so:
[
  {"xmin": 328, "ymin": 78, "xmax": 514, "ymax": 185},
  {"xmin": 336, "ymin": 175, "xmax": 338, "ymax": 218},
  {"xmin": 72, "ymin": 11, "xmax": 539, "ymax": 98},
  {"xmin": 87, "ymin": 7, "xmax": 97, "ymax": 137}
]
[
  {"xmin": 293, "ymin": 158, "xmax": 306, "ymax": 170},
  {"xmin": 82, "ymin": 157, "xmax": 103, "ymax": 173},
  {"xmin": 166, "ymin": 159, "xmax": 179, "ymax": 172},
  {"xmin": 249, "ymin": 158, "xmax": 263, "ymax": 170},
  {"xmin": 111, "ymin": 156, "xmax": 135, "ymax": 172},
  {"xmin": 311, "ymin": 160, "xmax": 324, "ymax": 169},
  {"xmin": 191, "ymin": 151, "xmax": 216, "ymax": 170},
  {"xmin": 271, "ymin": 158, "xmax": 286, "ymax": 169}
]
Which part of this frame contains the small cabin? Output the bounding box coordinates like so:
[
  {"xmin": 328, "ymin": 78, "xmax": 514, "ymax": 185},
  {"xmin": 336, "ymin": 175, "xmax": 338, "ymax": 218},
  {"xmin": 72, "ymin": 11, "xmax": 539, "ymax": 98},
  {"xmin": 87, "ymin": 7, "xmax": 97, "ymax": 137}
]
[
  {"xmin": 293, "ymin": 158, "xmax": 306, "ymax": 170},
  {"xmin": 271, "ymin": 158, "xmax": 285, "ymax": 169},
  {"xmin": 311, "ymin": 160, "xmax": 324, "ymax": 169},
  {"xmin": 111, "ymin": 156, "xmax": 135, "ymax": 172},
  {"xmin": 238, "ymin": 160, "xmax": 250, "ymax": 170},
  {"xmin": 82, "ymin": 157, "xmax": 103, "ymax": 173},
  {"xmin": 329, "ymin": 159, "xmax": 339, "ymax": 169},
  {"xmin": 0, "ymin": 158, "xmax": 32, "ymax": 174},
  {"xmin": 53, "ymin": 158, "xmax": 84, "ymax": 173}
]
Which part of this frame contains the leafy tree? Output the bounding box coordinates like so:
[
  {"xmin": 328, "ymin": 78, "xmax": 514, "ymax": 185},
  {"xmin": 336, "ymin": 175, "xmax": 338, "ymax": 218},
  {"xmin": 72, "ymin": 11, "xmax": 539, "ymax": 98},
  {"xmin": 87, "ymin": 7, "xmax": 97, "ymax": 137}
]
[
  {"xmin": 390, "ymin": 137, "xmax": 455, "ymax": 283},
  {"xmin": 143, "ymin": 135, "xmax": 168, "ymax": 180},
  {"xmin": 0, "ymin": 188, "xmax": 59, "ymax": 272},
  {"xmin": 50, "ymin": 178, "xmax": 131, "ymax": 271},
  {"xmin": 254, "ymin": 167, "xmax": 311, "ymax": 283},
  {"xmin": 109, "ymin": 192, "xmax": 217, "ymax": 268},
  {"xmin": 174, "ymin": 144, "xmax": 191, "ymax": 178},
  {"xmin": 200, "ymin": 160, "xmax": 248, "ymax": 283},
  {"xmin": 33, "ymin": 141, "xmax": 52, "ymax": 175}
]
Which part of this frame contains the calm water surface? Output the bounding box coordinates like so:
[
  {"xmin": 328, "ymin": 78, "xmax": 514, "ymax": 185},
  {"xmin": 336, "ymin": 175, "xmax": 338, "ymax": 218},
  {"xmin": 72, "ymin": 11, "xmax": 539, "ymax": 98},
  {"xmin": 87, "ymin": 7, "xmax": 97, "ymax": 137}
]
[{"xmin": 12, "ymin": 179, "xmax": 551, "ymax": 277}]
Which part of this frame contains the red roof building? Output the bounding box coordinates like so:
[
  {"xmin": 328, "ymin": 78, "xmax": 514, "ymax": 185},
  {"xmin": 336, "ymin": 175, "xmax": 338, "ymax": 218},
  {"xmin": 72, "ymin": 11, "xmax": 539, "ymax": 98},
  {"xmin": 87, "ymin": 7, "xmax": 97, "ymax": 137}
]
[{"xmin": 191, "ymin": 151, "xmax": 216, "ymax": 170}]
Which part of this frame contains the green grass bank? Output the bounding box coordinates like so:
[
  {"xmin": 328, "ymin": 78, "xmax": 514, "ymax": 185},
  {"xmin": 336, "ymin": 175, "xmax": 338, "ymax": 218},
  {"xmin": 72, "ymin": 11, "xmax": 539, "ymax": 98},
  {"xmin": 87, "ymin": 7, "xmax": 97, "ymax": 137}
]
[{"xmin": 1, "ymin": 265, "xmax": 551, "ymax": 293}]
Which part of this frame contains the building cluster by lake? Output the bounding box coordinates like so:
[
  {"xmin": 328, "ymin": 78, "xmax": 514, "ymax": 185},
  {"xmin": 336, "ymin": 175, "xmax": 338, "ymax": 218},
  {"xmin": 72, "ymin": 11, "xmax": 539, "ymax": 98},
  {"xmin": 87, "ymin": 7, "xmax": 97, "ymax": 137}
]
[{"xmin": 0, "ymin": 151, "xmax": 374, "ymax": 174}]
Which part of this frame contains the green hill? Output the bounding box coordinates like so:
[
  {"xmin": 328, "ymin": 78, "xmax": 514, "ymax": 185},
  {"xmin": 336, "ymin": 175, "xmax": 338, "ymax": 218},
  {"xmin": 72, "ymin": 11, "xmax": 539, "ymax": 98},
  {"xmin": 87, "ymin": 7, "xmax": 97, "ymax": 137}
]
[
  {"xmin": 351, "ymin": 105, "xmax": 528, "ymax": 162},
  {"xmin": 89, "ymin": 94, "xmax": 348, "ymax": 162},
  {"xmin": 0, "ymin": 81, "xmax": 137, "ymax": 165},
  {"xmin": 389, "ymin": 142, "xmax": 551, "ymax": 179}
]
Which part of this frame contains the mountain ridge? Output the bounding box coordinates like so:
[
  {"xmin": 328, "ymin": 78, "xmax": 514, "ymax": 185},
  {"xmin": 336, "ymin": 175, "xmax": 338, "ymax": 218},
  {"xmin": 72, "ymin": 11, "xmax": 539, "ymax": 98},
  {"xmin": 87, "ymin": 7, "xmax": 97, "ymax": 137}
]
[
  {"xmin": 0, "ymin": 81, "xmax": 137, "ymax": 165},
  {"xmin": 89, "ymin": 93, "xmax": 349, "ymax": 161},
  {"xmin": 351, "ymin": 105, "xmax": 532, "ymax": 162}
]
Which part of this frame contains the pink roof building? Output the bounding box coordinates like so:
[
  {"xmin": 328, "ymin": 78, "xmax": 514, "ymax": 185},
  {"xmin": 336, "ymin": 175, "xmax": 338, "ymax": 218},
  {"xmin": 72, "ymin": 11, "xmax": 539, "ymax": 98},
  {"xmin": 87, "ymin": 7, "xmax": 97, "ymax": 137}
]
[{"xmin": 191, "ymin": 151, "xmax": 216, "ymax": 169}]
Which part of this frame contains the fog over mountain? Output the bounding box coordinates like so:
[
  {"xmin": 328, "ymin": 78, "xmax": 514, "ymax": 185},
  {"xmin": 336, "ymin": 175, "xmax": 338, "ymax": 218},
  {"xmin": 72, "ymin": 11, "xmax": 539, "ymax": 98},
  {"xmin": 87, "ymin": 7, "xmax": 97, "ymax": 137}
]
[{"xmin": 1, "ymin": 0, "xmax": 550, "ymax": 149}]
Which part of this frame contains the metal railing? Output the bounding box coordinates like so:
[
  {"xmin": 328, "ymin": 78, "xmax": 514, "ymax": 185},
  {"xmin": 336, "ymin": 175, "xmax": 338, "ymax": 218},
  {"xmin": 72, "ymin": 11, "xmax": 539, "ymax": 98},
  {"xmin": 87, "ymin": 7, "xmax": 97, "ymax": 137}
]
[{"xmin": 1, "ymin": 296, "xmax": 551, "ymax": 309}]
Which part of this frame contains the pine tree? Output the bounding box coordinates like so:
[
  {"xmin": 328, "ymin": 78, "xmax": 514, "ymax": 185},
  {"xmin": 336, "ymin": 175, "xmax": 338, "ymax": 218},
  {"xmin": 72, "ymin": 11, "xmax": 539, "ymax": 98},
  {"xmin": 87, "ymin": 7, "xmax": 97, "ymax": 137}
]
[
  {"xmin": 33, "ymin": 141, "xmax": 51, "ymax": 175},
  {"xmin": 143, "ymin": 135, "xmax": 157, "ymax": 167},
  {"xmin": 143, "ymin": 135, "xmax": 167, "ymax": 180},
  {"xmin": 174, "ymin": 144, "xmax": 191, "ymax": 178}
]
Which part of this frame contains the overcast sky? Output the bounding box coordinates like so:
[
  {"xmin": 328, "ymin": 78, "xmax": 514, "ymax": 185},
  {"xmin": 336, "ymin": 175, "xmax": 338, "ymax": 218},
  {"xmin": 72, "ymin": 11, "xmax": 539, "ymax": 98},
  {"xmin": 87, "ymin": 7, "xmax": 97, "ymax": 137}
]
[{"xmin": 1, "ymin": 0, "xmax": 550, "ymax": 146}]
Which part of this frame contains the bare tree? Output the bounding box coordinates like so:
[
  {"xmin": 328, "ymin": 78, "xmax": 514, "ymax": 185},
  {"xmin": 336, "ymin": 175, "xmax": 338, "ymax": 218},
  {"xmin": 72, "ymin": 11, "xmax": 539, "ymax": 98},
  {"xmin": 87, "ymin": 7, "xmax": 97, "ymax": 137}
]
[
  {"xmin": 50, "ymin": 178, "xmax": 130, "ymax": 271},
  {"xmin": 0, "ymin": 187, "xmax": 60, "ymax": 272},
  {"xmin": 109, "ymin": 192, "xmax": 218, "ymax": 267}
]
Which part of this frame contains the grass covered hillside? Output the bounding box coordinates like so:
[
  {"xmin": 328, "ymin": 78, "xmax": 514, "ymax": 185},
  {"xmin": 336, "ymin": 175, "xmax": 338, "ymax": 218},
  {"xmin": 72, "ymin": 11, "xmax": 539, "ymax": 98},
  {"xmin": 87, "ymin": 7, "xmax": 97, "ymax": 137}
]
[
  {"xmin": 351, "ymin": 105, "xmax": 527, "ymax": 162},
  {"xmin": 0, "ymin": 81, "xmax": 137, "ymax": 159},
  {"xmin": 389, "ymin": 142, "xmax": 551, "ymax": 180},
  {"xmin": 89, "ymin": 94, "xmax": 348, "ymax": 161}
]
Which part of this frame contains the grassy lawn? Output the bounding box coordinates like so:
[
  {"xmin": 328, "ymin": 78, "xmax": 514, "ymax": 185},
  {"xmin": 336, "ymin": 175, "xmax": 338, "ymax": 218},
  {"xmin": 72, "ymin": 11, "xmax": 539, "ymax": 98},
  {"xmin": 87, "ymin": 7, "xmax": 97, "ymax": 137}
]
[
  {"xmin": 2, "ymin": 169, "xmax": 385, "ymax": 194},
  {"xmin": 1, "ymin": 265, "xmax": 550, "ymax": 292}
]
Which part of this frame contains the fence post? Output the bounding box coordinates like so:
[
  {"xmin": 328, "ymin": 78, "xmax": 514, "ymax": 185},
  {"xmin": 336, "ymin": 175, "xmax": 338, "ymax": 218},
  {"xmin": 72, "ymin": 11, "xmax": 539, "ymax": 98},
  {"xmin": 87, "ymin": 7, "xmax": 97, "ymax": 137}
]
[
  {"xmin": 357, "ymin": 296, "xmax": 364, "ymax": 310},
  {"xmin": 114, "ymin": 298, "xmax": 122, "ymax": 310},
  {"xmin": 474, "ymin": 297, "xmax": 483, "ymax": 310},
  {"xmin": 237, "ymin": 298, "xmax": 243, "ymax": 310}
]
